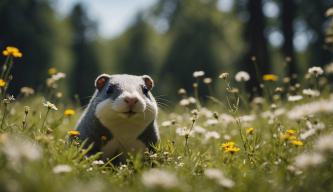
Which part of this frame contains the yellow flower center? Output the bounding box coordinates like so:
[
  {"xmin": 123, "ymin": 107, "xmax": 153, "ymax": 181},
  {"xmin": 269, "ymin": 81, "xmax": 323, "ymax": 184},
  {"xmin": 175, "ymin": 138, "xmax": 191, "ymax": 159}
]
[
  {"xmin": 0, "ymin": 79, "xmax": 6, "ymax": 87},
  {"xmin": 2, "ymin": 46, "xmax": 23, "ymax": 58},
  {"xmin": 67, "ymin": 130, "xmax": 80, "ymax": 137},
  {"xmin": 263, "ymin": 74, "xmax": 278, "ymax": 81},
  {"xmin": 64, "ymin": 109, "xmax": 76, "ymax": 116}
]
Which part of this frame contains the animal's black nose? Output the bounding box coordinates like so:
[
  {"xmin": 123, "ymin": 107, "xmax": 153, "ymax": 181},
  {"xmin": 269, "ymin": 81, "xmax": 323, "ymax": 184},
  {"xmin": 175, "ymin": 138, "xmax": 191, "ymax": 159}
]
[{"xmin": 124, "ymin": 96, "xmax": 138, "ymax": 107}]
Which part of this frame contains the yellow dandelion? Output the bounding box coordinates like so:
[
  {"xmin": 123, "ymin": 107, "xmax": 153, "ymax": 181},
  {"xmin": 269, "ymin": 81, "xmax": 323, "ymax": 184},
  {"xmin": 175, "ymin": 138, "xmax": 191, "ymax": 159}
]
[
  {"xmin": 290, "ymin": 140, "xmax": 304, "ymax": 146},
  {"xmin": 224, "ymin": 146, "xmax": 240, "ymax": 154},
  {"xmin": 286, "ymin": 129, "xmax": 296, "ymax": 135},
  {"xmin": 0, "ymin": 79, "xmax": 6, "ymax": 87},
  {"xmin": 67, "ymin": 130, "xmax": 80, "ymax": 137},
  {"xmin": 2, "ymin": 46, "xmax": 23, "ymax": 58},
  {"xmin": 64, "ymin": 109, "xmax": 75, "ymax": 116},
  {"xmin": 280, "ymin": 134, "xmax": 297, "ymax": 141},
  {"xmin": 263, "ymin": 74, "xmax": 278, "ymax": 81},
  {"xmin": 280, "ymin": 129, "xmax": 298, "ymax": 140},
  {"xmin": 246, "ymin": 127, "xmax": 254, "ymax": 135},
  {"xmin": 48, "ymin": 67, "xmax": 57, "ymax": 75},
  {"xmin": 221, "ymin": 141, "xmax": 235, "ymax": 149}
]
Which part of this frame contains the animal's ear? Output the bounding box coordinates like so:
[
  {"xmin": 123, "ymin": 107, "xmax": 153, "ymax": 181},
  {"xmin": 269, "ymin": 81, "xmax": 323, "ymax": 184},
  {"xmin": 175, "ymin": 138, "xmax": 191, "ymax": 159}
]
[
  {"xmin": 142, "ymin": 75, "xmax": 154, "ymax": 91},
  {"xmin": 95, "ymin": 74, "xmax": 110, "ymax": 91}
]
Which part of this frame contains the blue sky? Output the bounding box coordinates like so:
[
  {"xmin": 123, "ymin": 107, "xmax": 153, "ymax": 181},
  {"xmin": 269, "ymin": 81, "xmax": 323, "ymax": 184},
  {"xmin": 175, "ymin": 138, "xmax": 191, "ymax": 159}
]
[{"xmin": 56, "ymin": 0, "xmax": 157, "ymax": 38}]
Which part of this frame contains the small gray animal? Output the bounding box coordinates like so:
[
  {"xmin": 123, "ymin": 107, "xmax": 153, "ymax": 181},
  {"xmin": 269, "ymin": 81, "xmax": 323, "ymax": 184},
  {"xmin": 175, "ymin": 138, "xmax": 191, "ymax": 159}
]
[{"xmin": 75, "ymin": 74, "xmax": 159, "ymax": 164}]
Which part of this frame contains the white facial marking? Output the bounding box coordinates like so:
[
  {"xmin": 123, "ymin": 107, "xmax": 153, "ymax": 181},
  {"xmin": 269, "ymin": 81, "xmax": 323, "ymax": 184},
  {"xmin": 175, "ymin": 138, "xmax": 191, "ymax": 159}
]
[{"xmin": 112, "ymin": 91, "xmax": 146, "ymax": 113}]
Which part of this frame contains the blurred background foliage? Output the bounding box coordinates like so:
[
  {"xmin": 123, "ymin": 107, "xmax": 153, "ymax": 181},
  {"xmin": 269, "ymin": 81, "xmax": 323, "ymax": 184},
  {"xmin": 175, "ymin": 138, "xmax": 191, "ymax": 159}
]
[{"xmin": 0, "ymin": 0, "xmax": 332, "ymax": 105}]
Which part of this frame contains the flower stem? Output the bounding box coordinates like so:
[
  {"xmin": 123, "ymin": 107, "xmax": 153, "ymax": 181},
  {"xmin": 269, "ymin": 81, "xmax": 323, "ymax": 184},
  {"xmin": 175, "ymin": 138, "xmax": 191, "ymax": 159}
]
[
  {"xmin": 41, "ymin": 108, "xmax": 50, "ymax": 132},
  {"xmin": 0, "ymin": 103, "xmax": 8, "ymax": 131}
]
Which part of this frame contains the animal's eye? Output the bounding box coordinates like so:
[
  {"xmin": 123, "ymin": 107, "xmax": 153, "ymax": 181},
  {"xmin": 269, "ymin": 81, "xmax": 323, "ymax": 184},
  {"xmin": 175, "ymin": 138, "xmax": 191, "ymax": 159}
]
[
  {"xmin": 106, "ymin": 85, "xmax": 114, "ymax": 94},
  {"xmin": 142, "ymin": 86, "xmax": 149, "ymax": 96}
]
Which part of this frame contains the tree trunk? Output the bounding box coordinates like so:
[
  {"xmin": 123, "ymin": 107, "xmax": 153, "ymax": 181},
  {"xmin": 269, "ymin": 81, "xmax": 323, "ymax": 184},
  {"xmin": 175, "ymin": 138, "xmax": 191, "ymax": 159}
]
[
  {"xmin": 244, "ymin": 0, "xmax": 270, "ymax": 94},
  {"xmin": 281, "ymin": 0, "xmax": 297, "ymax": 78}
]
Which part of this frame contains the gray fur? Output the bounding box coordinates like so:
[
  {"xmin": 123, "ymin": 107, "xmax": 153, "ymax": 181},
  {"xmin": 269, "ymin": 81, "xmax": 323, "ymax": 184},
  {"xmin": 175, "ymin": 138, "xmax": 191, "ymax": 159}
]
[{"xmin": 75, "ymin": 74, "xmax": 159, "ymax": 162}]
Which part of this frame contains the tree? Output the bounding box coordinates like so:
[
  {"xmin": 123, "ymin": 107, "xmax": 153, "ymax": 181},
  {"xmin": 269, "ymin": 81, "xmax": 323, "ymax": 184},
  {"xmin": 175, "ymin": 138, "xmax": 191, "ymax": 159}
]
[
  {"xmin": 0, "ymin": 0, "xmax": 57, "ymax": 94},
  {"xmin": 156, "ymin": 0, "xmax": 226, "ymax": 98},
  {"xmin": 242, "ymin": 0, "xmax": 270, "ymax": 93},
  {"xmin": 300, "ymin": 0, "xmax": 332, "ymax": 67},
  {"xmin": 281, "ymin": 0, "xmax": 297, "ymax": 77},
  {"xmin": 68, "ymin": 3, "xmax": 101, "ymax": 105},
  {"xmin": 116, "ymin": 14, "xmax": 156, "ymax": 75}
]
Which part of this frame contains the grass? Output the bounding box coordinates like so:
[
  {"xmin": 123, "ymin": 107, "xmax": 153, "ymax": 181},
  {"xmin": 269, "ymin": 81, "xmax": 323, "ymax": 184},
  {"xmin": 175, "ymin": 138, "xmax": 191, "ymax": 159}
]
[{"xmin": 1, "ymin": 47, "xmax": 333, "ymax": 192}]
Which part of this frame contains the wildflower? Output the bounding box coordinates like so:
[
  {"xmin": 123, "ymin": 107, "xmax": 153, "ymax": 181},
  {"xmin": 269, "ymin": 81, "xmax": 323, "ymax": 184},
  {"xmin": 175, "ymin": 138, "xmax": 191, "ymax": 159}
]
[
  {"xmin": 2, "ymin": 46, "xmax": 23, "ymax": 58},
  {"xmin": 191, "ymin": 109, "xmax": 199, "ymax": 116},
  {"xmin": 48, "ymin": 67, "xmax": 57, "ymax": 75},
  {"xmin": 246, "ymin": 127, "xmax": 254, "ymax": 135},
  {"xmin": 286, "ymin": 129, "xmax": 296, "ymax": 135},
  {"xmin": 306, "ymin": 121, "xmax": 326, "ymax": 130},
  {"xmin": 51, "ymin": 72, "xmax": 66, "ymax": 81},
  {"xmin": 224, "ymin": 146, "xmax": 240, "ymax": 154},
  {"xmin": 280, "ymin": 129, "xmax": 297, "ymax": 140},
  {"xmin": 227, "ymin": 87, "xmax": 239, "ymax": 93},
  {"xmin": 204, "ymin": 131, "xmax": 221, "ymax": 142},
  {"xmin": 192, "ymin": 126, "xmax": 206, "ymax": 134},
  {"xmin": 56, "ymin": 92, "xmax": 63, "ymax": 98},
  {"xmin": 283, "ymin": 77, "xmax": 291, "ymax": 83},
  {"xmin": 43, "ymin": 101, "xmax": 58, "ymax": 111},
  {"xmin": 53, "ymin": 164, "xmax": 72, "ymax": 174},
  {"xmin": 179, "ymin": 99, "xmax": 190, "ymax": 106},
  {"xmin": 219, "ymin": 72, "xmax": 229, "ymax": 80},
  {"xmin": 221, "ymin": 141, "xmax": 235, "ymax": 149},
  {"xmin": 141, "ymin": 169, "xmax": 180, "ymax": 189},
  {"xmin": 314, "ymin": 133, "xmax": 333, "ymax": 152},
  {"xmin": 290, "ymin": 140, "xmax": 304, "ymax": 146},
  {"xmin": 206, "ymin": 119, "xmax": 218, "ymax": 126},
  {"xmin": 1, "ymin": 135, "xmax": 42, "ymax": 166},
  {"xmin": 161, "ymin": 121, "xmax": 172, "ymax": 127},
  {"xmin": 235, "ymin": 71, "xmax": 250, "ymax": 82},
  {"xmin": 64, "ymin": 109, "xmax": 76, "ymax": 116},
  {"xmin": 0, "ymin": 79, "xmax": 6, "ymax": 87},
  {"xmin": 92, "ymin": 160, "xmax": 104, "ymax": 165},
  {"xmin": 287, "ymin": 96, "xmax": 333, "ymax": 119},
  {"xmin": 20, "ymin": 87, "xmax": 35, "ymax": 96},
  {"xmin": 294, "ymin": 153, "xmax": 324, "ymax": 169},
  {"xmin": 263, "ymin": 74, "xmax": 278, "ymax": 81},
  {"xmin": 204, "ymin": 168, "xmax": 235, "ymax": 188},
  {"xmin": 300, "ymin": 129, "xmax": 316, "ymax": 140},
  {"xmin": 176, "ymin": 127, "xmax": 192, "ymax": 137},
  {"xmin": 3, "ymin": 95, "xmax": 15, "ymax": 104},
  {"xmin": 302, "ymin": 89, "xmax": 320, "ymax": 97},
  {"xmin": 326, "ymin": 7, "xmax": 333, "ymax": 17},
  {"xmin": 239, "ymin": 114, "xmax": 256, "ymax": 123},
  {"xmin": 252, "ymin": 97, "xmax": 265, "ymax": 105},
  {"xmin": 178, "ymin": 88, "xmax": 186, "ymax": 95},
  {"xmin": 324, "ymin": 62, "xmax": 333, "ymax": 74},
  {"xmin": 288, "ymin": 95, "xmax": 303, "ymax": 102},
  {"xmin": 308, "ymin": 66, "xmax": 324, "ymax": 77},
  {"xmin": 188, "ymin": 97, "xmax": 196, "ymax": 103},
  {"xmin": 193, "ymin": 71, "xmax": 205, "ymax": 78},
  {"xmin": 275, "ymin": 87, "xmax": 284, "ymax": 93},
  {"xmin": 203, "ymin": 77, "xmax": 212, "ymax": 84},
  {"xmin": 67, "ymin": 130, "xmax": 80, "ymax": 137}
]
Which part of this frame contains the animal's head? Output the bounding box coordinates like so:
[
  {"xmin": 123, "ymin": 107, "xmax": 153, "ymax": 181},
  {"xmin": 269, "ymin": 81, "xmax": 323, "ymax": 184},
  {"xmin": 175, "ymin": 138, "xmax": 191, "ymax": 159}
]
[{"xmin": 93, "ymin": 74, "xmax": 157, "ymax": 123}]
